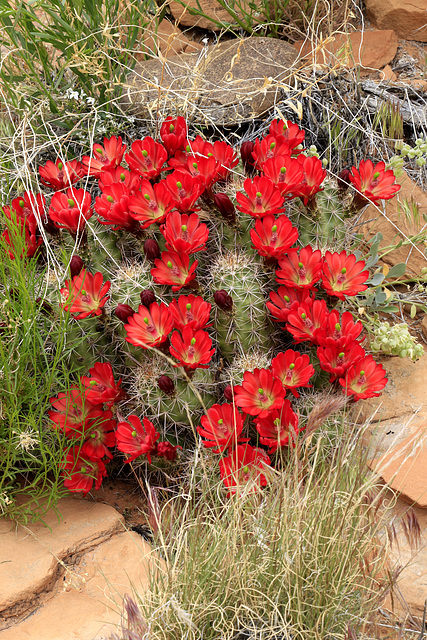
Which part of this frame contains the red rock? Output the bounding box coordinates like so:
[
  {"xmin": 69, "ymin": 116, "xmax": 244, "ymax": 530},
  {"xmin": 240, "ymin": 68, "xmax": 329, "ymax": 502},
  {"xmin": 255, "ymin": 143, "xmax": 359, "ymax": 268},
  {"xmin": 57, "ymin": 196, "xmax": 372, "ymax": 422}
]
[
  {"xmin": 135, "ymin": 19, "xmax": 203, "ymax": 60},
  {"xmin": 294, "ymin": 30, "xmax": 398, "ymax": 70},
  {"xmin": 168, "ymin": 0, "xmax": 261, "ymax": 30},
  {"xmin": 365, "ymin": 0, "xmax": 427, "ymax": 42},
  {"xmin": 369, "ymin": 424, "xmax": 427, "ymax": 507},
  {"xmin": 359, "ymin": 170, "xmax": 427, "ymax": 279}
]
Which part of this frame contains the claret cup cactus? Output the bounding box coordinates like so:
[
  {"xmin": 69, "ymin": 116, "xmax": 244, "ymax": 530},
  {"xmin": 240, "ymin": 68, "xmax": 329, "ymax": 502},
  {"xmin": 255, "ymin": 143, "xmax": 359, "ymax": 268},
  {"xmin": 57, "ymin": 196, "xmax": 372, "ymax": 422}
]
[{"xmin": 1, "ymin": 116, "xmax": 401, "ymax": 496}]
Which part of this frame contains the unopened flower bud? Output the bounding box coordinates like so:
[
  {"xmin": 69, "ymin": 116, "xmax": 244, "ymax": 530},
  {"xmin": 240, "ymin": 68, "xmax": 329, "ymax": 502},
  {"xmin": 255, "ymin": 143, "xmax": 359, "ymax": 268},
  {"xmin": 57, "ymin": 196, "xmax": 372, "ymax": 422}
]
[
  {"xmin": 70, "ymin": 255, "xmax": 84, "ymax": 279},
  {"xmin": 143, "ymin": 238, "xmax": 161, "ymax": 261},
  {"xmin": 337, "ymin": 168, "xmax": 352, "ymax": 191},
  {"xmin": 157, "ymin": 375, "xmax": 175, "ymax": 396},
  {"xmin": 114, "ymin": 303, "xmax": 135, "ymax": 323},
  {"xmin": 140, "ymin": 289, "xmax": 156, "ymax": 306},
  {"xmin": 214, "ymin": 290, "xmax": 233, "ymax": 312},
  {"xmin": 36, "ymin": 297, "xmax": 54, "ymax": 316},
  {"xmin": 224, "ymin": 385, "xmax": 234, "ymax": 401},
  {"xmin": 213, "ymin": 193, "xmax": 236, "ymax": 225},
  {"xmin": 240, "ymin": 141, "xmax": 255, "ymax": 174}
]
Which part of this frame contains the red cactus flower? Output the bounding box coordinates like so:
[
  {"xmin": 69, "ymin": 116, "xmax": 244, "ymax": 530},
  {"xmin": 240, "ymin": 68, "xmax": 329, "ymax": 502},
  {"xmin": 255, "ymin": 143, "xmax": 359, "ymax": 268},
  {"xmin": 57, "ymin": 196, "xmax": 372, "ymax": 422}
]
[
  {"xmin": 169, "ymin": 294, "xmax": 211, "ymax": 331},
  {"xmin": 317, "ymin": 340, "xmax": 365, "ymax": 382},
  {"xmin": 252, "ymin": 134, "xmax": 297, "ymax": 170},
  {"xmin": 233, "ymin": 368, "xmax": 286, "ymax": 418},
  {"xmin": 349, "ymin": 160, "xmax": 401, "ymax": 205},
  {"xmin": 267, "ymin": 286, "xmax": 313, "ymax": 323},
  {"xmin": 61, "ymin": 270, "xmax": 110, "ymax": 319},
  {"xmin": 182, "ymin": 155, "xmax": 220, "ymax": 189},
  {"xmin": 82, "ymin": 136, "xmax": 127, "ymax": 177},
  {"xmin": 254, "ymin": 398, "xmax": 300, "ymax": 453},
  {"xmin": 321, "ymin": 250, "xmax": 369, "ymax": 300},
  {"xmin": 270, "ymin": 349, "xmax": 315, "ymax": 397},
  {"xmin": 236, "ymin": 176, "xmax": 285, "ymax": 219},
  {"xmin": 39, "ymin": 158, "xmax": 84, "ymax": 190},
  {"xmin": 160, "ymin": 116, "xmax": 188, "ymax": 157},
  {"xmin": 339, "ymin": 354, "xmax": 387, "ymax": 401},
  {"xmin": 262, "ymin": 155, "xmax": 305, "ymax": 198},
  {"xmin": 197, "ymin": 403, "xmax": 248, "ymax": 453},
  {"xmin": 164, "ymin": 170, "xmax": 205, "ymax": 213},
  {"xmin": 80, "ymin": 411, "xmax": 117, "ymax": 459},
  {"xmin": 49, "ymin": 388, "xmax": 103, "ymax": 435},
  {"xmin": 219, "ymin": 444, "xmax": 270, "ymax": 496},
  {"xmin": 156, "ymin": 441, "xmax": 181, "ymax": 461},
  {"xmin": 98, "ymin": 167, "xmax": 142, "ymax": 195},
  {"xmin": 250, "ymin": 214, "xmax": 298, "ymax": 260},
  {"xmin": 128, "ymin": 179, "xmax": 174, "ymax": 228},
  {"xmin": 115, "ymin": 415, "xmax": 160, "ymax": 464},
  {"xmin": 4, "ymin": 192, "xmax": 45, "ymax": 234},
  {"xmin": 125, "ymin": 137, "xmax": 167, "ymax": 180},
  {"xmin": 151, "ymin": 250, "xmax": 198, "ymax": 291},
  {"xmin": 286, "ymin": 298, "xmax": 329, "ymax": 344},
  {"xmin": 124, "ymin": 301, "xmax": 173, "ymax": 349},
  {"xmin": 161, "ymin": 211, "xmax": 209, "ymax": 254},
  {"xmin": 317, "ymin": 310, "xmax": 364, "ymax": 348},
  {"xmin": 276, "ymin": 245, "xmax": 323, "ymax": 290},
  {"xmin": 169, "ymin": 326, "xmax": 215, "ymax": 369},
  {"xmin": 95, "ymin": 183, "xmax": 141, "ymax": 233},
  {"xmin": 212, "ymin": 140, "xmax": 239, "ymax": 180},
  {"xmin": 2, "ymin": 226, "xmax": 42, "ymax": 260},
  {"xmin": 49, "ymin": 188, "xmax": 93, "ymax": 235},
  {"xmin": 80, "ymin": 362, "xmax": 124, "ymax": 406},
  {"xmin": 62, "ymin": 448, "xmax": 107, "ymax": 495},
  {"xmin": 293, "ymin": 155, "xmax": 327, "ymax": 205},
  {"xmin": 268, "ymin": 119, "xmax": 305, "ymax": 152}
]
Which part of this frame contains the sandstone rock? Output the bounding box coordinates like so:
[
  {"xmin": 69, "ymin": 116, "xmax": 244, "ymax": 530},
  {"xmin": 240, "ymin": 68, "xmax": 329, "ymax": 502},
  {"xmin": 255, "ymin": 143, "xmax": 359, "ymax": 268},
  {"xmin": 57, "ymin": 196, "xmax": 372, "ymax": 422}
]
[
  {"xmin": 0, "ymin": 498, "xmax": 158, "ymax": 639},
  {"xmin": 168, "ymin": 0, "xmax": 262, "ymax": 30},
  {"xmin": 359, "ymin": 170, "xmax": 427, "ymax": 279},
  {"xmin": 0, "ymin": 498, "xmax": 123, "ymax": 623},
  {"xmin": 369, "ymin": 423, "xmax": 427, "ymax": 507},
  {"xmin": 353, "ymin": 353, "xmax": 427, "ymax": 425},
  {"xmin": 0, "ymin": 531, "xmax": 155, "ymax": 640},
  {"xmin": 385, "ymin": 495, "xmax": 427, "ymax": 618},
  {"xmin": 380, "ymin": 64, "xmax": 397, "ymax": 82},
  {"xmin": 121, "ymin": 37, "xmax": 297, "ymax": 126},
  {"xmin": 365, "ymin": 0, "xmax": 427, "ymax": 42},
  {"xmin": 294, "ymin": 30, "xmax": 398, "ymax": 71},
  {"xmin": 135, "ymin": 19, "xmax": 203, "ymax": 60},
  {"xmin": 422, "ymin": 315, "xmax": 427, "ymax": 340}
]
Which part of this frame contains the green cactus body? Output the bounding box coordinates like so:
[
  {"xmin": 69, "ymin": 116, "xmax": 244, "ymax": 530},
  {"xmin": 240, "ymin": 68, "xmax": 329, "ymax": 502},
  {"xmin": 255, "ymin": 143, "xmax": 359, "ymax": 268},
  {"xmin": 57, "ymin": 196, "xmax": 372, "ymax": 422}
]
[
  {"xmin": 129, "ymin": 351, "xmax": 216, "ymax": 429},
  {"xmin": 292, "ymin": 182, "xmax": 349, "ymax": 248},
  {"xmin": 208, "ymin": 251, "xmax": 273, "ymax": 360}
]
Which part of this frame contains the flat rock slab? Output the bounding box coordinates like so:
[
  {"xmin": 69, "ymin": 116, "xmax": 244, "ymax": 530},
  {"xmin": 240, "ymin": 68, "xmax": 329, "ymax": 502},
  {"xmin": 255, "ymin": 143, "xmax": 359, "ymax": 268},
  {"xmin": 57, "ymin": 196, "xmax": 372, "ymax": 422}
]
[
  {"xmin": 168, "ymin": 0, "xmax": 260, "ymax": 30},
  {"xmin": 359, "ymin": 170, "xmax": 427, "ymax": 279},
  {"xmin": 121, "ymin": 37, "xmax": 298, "ymax": 125},
  {"xmin": 0, "ymin": 498, "xmax": 157, "ymax": 639},
  {"xmin": 295, "ymin": 30, "xmax": 398, "ymax": 71},
  {"xmin": 369, "ymin": 423, "xmax": 427, "ymax": 507},
  {"xmin": 365, "ymin": 0, "xmax": 427, "ymax": 42},
  {"xmin": 353, "ymin": 353, "xmax": 427, "ymax": 425}
]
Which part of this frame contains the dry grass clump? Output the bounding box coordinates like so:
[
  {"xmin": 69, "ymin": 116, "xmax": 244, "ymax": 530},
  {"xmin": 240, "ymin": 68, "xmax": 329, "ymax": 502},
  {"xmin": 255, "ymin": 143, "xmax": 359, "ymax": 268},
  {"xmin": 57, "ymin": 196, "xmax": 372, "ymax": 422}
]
[{"xmin": 112, "ymin": 409, "xmax": 396, "ymax": 640}]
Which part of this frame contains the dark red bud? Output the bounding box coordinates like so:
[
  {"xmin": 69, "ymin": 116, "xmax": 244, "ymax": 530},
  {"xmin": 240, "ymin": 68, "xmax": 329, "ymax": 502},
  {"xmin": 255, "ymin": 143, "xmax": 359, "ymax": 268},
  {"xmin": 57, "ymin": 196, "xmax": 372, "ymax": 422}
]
[
  {"xmin": 240, "ymin": 141, "xmax": 255, "ymax": 174},
  {"xmin": 156, "ymin": 441, "xmax": 180, "ymax": 461},
  {"xmin": 224, "ymin": 385, "xmax": 234, "ymax": 401},
  {"xmin": 143, "ymin": 238, "xmax": 161, "ymax": 261},
  {"xmin": 70, "ymin": 255, "xmax": 84, "ymax": 279},
  {"xmin": 214, "ymin": 289, "xmax": 233, "ymax": 312},
  {"xmin": 157, "ymin": 375, "xmax": 175, "ymax": 396},
  {"xmin": 213, "ymin": 193, "xmax": 236, "ymax": 225},
  {"xmin": 40, "ymin": 213, "xmax": 59, "ymax": 236},
  {"xmin": 114, "ymin": 303, "xmax": 135, "ymax": 323},
  {"xmin": 7, "ymin": 287, "xmax": 19, "ymax": 300},
  {"xmin": 36, "ymin": 297, "xmax": 54, "ymax": 316},
  {"xmin": 140, "ymin": 289, "xmax": 156, "ymax": 306},
  {"xmin": 337, "ymin": 168, "xmax": 352, "ymax": 191}
]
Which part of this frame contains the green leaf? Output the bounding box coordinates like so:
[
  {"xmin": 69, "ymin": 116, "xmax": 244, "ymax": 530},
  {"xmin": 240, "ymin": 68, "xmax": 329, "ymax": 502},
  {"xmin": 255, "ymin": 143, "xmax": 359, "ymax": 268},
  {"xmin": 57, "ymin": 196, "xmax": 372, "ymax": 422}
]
[
  {"xmin": 375, "ymin": 291, "xmax": 387, "ymax": 304},
  {"xmin": 379, "ymin": 305, "xmax": 399, "ymax": 313},
  {"xmin": 387, "ymin": 263, "xmax": 406, "ymax": 278},
  {"xmin": 410, "ymin": 304, "xmax": 417, "ymax": 318},
  {"xmin": 370, "ymin": 272, "xmax": 385, "ymax": 286}
]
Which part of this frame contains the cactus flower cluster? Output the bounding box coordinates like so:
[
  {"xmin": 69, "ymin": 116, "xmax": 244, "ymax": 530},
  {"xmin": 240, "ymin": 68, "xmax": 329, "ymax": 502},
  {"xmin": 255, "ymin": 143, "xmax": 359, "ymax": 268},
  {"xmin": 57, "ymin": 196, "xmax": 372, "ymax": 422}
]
[{"xmin": 1, "ymin": 115, "xmax": 401, "ymax": 496}]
